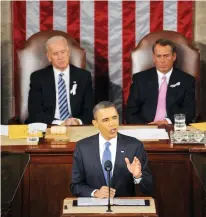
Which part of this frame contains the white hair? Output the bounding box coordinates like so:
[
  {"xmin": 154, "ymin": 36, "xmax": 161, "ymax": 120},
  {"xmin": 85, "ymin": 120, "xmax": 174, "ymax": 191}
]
[{"xmin": 45, "ymin": 35, "xmax": 69, "ymax": 51}]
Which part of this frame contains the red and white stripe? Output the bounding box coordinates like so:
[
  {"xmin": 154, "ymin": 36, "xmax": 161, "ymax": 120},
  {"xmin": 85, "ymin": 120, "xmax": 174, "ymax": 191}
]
[{"xmin": 12, "ymin": 0, "xmax": 194, "ymax": 121}]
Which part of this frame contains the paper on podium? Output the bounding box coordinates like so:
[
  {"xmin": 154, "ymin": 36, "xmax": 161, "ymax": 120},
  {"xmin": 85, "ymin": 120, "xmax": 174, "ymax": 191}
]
[
  {"xmin": 77, "ymin": 198, "xmax": 146, "ymax": 206},
  {"xmin": 118, "ymin": 128, "xmax": 169, "ymax": 140},
  {"xmin": 190, "ymin": 122, "xmax": 206, "ymax": 131}
]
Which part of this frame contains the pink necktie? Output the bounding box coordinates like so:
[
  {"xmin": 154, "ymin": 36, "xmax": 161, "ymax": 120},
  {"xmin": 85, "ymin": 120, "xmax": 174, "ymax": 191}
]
[{"xmin": 154, "ymin": 76, "xmax": 168, "ymax": 122}]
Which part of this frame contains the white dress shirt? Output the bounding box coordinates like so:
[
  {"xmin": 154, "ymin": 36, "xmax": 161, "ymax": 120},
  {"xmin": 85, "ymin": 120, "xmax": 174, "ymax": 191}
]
[
  {"xmin": 53, "ymin": 66, "xmax": 71, "ymax": 120},
  {"xmin": 99, "ymin": 133, "xmax": 117, "ymax": 176},
  {"xmin": 156, "ymin": 68, "xmax": 173, "ymax": 123},
  {"xmin": 51, "ymin": 66, "xmax": 82, "ymax": 125},
  {"xmin": 91, "ymin": 133, "xmax": 141, "ymax": 197}
]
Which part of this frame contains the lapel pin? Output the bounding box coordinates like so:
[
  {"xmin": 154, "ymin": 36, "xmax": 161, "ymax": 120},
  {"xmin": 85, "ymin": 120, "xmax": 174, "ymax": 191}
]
[{"xmin": 70, "ymin": 81, "xmax": 77, "ymax": 95}]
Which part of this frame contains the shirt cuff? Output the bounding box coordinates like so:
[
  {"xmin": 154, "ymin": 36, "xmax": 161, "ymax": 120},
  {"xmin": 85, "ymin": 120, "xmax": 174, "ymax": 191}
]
[
  {"xmin": 91, "ymin": 189, "xmax": 98, "ymax": 197},
  {"xmin": 52, "ymin": 120, "xmax": 64, "ymax": 125},
  {"xmin": 76, "ymin": 118, "xmax": 83, "ymax": 125},
  {"xmin": 165, "ymin": 118, "xmax": 172, "ymax": 124},
  {"xmin": 133, "ymin": 177, "xmax": 142, "ymax": 184}
]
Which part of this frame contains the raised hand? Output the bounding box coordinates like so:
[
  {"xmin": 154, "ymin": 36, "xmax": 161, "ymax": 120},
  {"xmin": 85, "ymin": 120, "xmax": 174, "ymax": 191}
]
[{"xmin": 125, "ymin": 156, "xmax": 142, "ymax": 178}]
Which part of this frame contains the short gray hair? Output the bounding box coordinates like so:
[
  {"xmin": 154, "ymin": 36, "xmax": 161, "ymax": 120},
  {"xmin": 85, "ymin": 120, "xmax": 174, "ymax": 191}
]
[
  {"xmin": 152, "ymin": 38, "xmax": 176, "ymax": 54},
  {"xmin": 45, "ymin": 35, "xmax": 69, "ymax": 51},
  {"xmin": 93, "ymin": 101, "xmax": 117, "ymax": 119}
]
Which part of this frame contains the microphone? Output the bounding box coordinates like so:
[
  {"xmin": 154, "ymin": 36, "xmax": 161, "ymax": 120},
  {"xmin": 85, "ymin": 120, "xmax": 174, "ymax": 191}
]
[{"xmin": 104, "ymin": 160, "xmax": 113, "ymax": 212}]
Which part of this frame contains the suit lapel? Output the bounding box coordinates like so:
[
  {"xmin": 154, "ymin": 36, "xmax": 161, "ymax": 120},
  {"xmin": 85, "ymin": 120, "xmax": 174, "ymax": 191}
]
[
  {"xmin": 91, "ymin": 134, "xmax": 107, "ymax": 186},
  {"xmin": 166, "ymin": 69, "xmax": 180, "ymax": 109},
  {"xmin": 111, "ymin": 134, "xmax": 126, "ymax": 187},
  {"xmin": 148, "ymin": 69, "xmax": 159, "ymax": 118},
  {"xmin": 45, "ymin": 66, "xmax": 56, "ymax": 111},
  {"xmin": 69, "ymin": 65, "xmax": 77, "ymax": 114}
]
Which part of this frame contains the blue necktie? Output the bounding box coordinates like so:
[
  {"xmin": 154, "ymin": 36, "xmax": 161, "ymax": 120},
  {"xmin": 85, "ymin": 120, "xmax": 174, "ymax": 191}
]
[
  {"xmin": 102, "ymin": 142, "xmax": 112, "ymax": 185},
  {"xmin": 58, "ymin": 73, "xmax": 71, "ymax": 120}
]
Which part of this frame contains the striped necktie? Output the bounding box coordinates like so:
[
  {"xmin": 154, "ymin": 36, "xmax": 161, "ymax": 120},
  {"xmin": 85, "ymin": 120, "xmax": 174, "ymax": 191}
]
[
  {"xmin": 58, "ymin": 73, "xmax": 71, "ymax": 120},
  {"xmin": 102, "ymin": 142, "xmax": 112, "ymax": 185}
]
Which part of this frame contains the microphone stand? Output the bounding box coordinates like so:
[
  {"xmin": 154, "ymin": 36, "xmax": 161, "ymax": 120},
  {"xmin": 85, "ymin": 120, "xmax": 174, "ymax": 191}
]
[{"xmin": 106, "ymin": 170, "xmax": 112, "ymax": 212}]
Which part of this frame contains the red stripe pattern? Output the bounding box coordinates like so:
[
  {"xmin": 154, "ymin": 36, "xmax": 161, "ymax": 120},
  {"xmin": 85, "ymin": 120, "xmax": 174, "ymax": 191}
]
[
  {"xmin": 122, "ymin": 1, "xmax": 136, "ymax": 110},
  {"xmin": 40, "ymin": 1, "xmax": 53, "ymax": 31},
  {"xmin": 94, "ymin": 1, "xmax": 109, "ymax": 102},
  {"xmin": 150, "ymin": 1, "xmax": 163, "ymax": 32},
  {"xmin": 12, "ymin": 1, "xmax": 26, "ymax": 115},
  {"xmin": 67, "ymin": 1, "xmax": 80, "ymax": 43},
  {"xmin": 12, "ymin": 1, "xmax": 194, "ymax": 118},
  {"xmin": 178, "ymin": 1, "xmax": 193, "ymax": 41}
]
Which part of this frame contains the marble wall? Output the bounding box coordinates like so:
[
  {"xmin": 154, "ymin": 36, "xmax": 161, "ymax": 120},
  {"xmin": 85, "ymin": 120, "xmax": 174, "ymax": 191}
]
[{"xmin": 1, "ymin": 1, "xmax": 206, "ymax": 124}]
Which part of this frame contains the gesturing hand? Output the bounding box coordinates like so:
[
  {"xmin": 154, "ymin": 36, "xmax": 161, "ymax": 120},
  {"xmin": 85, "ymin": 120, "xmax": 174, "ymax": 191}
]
[{"xmin": 125, "ymin": 156, "xmax": 142, "ymax": 178}]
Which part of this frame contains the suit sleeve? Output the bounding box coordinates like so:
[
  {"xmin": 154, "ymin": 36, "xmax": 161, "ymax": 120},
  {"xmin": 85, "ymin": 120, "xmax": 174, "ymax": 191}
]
[
  {"xmin": 70, "ymin": 142, "xmax": 96, "ymax": 197},
  {"xmin": 169, "ymin": 76, "xmax": 196, "ymax": 123},
  {"xmin": 126, "ymin": 74, "xmax": 145, "ymax": 124},
  {"xmin": 25, "ymin": 73, "xmax": 53, "ymax": 124},
  {"xmin": 78, "ymin": 72, "xmax": 94, "ymax": 124},
  {"xmin": 136, "ymin": 142, "xmax": 153, "ymax": 195}
]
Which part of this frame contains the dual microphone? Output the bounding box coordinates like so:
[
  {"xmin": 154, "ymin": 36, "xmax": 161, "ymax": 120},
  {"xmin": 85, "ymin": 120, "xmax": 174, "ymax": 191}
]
[{"xmin": 104, "ymin": 160, "xmax": 113, "ymax": 212}]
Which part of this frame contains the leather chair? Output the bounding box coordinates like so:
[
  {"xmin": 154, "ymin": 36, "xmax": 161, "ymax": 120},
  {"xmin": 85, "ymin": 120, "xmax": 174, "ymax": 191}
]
[
  {"xmin": 13, "ymin": 30, "xmax": 86, "ymax": 123},
  {"xmin": 131, "ymin": 30, "xmax": 200, "ymax": 121}
]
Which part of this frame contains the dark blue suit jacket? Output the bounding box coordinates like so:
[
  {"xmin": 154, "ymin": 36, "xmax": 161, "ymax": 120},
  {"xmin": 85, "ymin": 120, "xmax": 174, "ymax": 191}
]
[
  {"xmin": 126, "ymin": 67, "xmax": 196, "ymax": 124},
  {"xmin": 25, "ymin": 64, "xmax": 94, "ymax": 124},
  {"xmin": 70, "ymin": 133, "xmax": 153, "ymax": 197}
]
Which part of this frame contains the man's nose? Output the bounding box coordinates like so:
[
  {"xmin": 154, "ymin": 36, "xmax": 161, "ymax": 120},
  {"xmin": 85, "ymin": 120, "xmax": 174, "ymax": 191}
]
[
  {"xmin": 58, "ymin": 53, "xmax": 63, "ymax": 59},
  {"xmin": 108, "ymin": 120, "xmax": 115, "ymax": 127},
  {"xmin": 160, "ymin": 56, "xmax": 165, "ymax": 62}
]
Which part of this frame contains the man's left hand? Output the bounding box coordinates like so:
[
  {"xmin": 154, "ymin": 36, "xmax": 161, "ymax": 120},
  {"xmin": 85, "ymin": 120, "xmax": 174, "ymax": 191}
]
[
  {"xmin": 148, "ymin": 120, "xmax": 169, "ymax": 126},
  {"xmin": 64, "ymin": 118, "xmax": 80, "ymax": 126},
  {"xmin": 125, "ymin": 157, "xmax": 142, "ymax": 178}
]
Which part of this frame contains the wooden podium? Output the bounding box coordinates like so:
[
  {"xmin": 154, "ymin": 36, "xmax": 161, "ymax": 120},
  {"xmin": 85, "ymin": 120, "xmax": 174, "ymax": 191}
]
[{"xmin": 61, "ymin": 197, "xmax": 158, "ymax": 217}]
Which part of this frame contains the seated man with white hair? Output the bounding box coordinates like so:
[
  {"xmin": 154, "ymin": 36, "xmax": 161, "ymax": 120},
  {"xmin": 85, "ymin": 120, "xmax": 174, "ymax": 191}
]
[{"xmin": 25, "ymin": 35, "xmax": 94, "ymax": 125}]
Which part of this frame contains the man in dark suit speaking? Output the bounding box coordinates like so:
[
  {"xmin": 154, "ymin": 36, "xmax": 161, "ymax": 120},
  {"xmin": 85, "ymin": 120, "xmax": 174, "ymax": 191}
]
[
  {"xmin": 25, "ymin": 35, "xmax": 94, "ymax": 125},
  {"xmin": 126, "ymin": 39, "xmax": 196, "ymax": 125},
  {"xmin": 70, "ymin": 101, "xmax": 153, "ymax": 198}
]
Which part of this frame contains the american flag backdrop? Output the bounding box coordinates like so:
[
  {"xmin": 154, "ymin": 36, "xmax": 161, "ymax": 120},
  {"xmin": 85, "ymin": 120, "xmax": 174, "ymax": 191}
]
[{"xmin": 12, "ymin": 1, "xmax": 194, "ymax": 122}]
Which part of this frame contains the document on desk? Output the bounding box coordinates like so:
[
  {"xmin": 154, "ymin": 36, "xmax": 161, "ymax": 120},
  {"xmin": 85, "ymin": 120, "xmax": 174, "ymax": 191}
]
[
  {"xmin": 77, "ymin": 198, "xmax": 146, "ymax": 206},
  {"xmin": 114, "ymin": 198, "xmax": 145, "ymax": 206},
  {"xmin": 77, "ymin": 198, "xmax": 108, "ymax": 206},
  {"xmin": 118, "ymin": 128, "xmax": 169, "ymax": 140}
]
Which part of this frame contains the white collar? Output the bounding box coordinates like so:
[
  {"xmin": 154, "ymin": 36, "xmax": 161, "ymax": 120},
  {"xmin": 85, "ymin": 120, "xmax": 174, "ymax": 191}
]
[
  {"xmin": 156, "ymin": 68, "xmax": 173, "ymax": 80},
  {"xmin": 99, "ymin": 133, "xmax": 117, "ymax": 147},
  {"xmin": 53, "ymin": 65, "xmax": 70, "ymax": 76}
]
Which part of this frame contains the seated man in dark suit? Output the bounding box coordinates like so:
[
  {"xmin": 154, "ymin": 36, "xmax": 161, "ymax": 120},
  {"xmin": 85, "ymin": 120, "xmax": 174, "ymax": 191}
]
[
  {"xmin": 70, "ymin": 101, "xmax": 153, "ymax": 198},
  {"xmin": 25, "ymin": 35, "xmax": 94, "ymax": 125},
  {"xmin": 126, "ymin": 39, "xmax": 196, "ymax": 125}
]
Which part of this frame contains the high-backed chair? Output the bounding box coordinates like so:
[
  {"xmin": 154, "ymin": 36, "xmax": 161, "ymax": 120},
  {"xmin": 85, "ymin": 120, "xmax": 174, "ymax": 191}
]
[
  {"xmin": 14, "ymin": 30, "xmax": 86, "ymax": 123},
  {"xmin": 131, "ymin": 30, "xmax": 200, "ymax": 121}
]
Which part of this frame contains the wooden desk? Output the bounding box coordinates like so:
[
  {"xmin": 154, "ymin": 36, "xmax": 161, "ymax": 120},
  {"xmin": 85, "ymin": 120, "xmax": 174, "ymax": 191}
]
[
  {"xmin": 1, "ymin": 126, "xmax": 205, "ymax": 217},
  {"xmin": 61, "ymin": 197, "xmax": 158, "ymax": 217}
]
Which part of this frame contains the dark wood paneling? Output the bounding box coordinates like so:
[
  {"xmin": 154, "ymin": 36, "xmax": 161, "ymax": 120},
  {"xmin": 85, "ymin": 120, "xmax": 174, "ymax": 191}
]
[
  {"xmin": 28, "ymin": 163, "xmax": 73, "ymax": 217},
  {"xmin": 2, "ymin": 141, "xmax": 205, "ymax": 217},
  {"xmin": 149, "ymin": 154, "xmax": 192, "ymax": 217}
]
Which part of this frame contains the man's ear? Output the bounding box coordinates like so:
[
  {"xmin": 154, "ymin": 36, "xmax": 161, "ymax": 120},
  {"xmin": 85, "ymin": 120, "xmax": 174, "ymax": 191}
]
[
  {"xmin": 46, "ymin": 52, "xmax": 51, "ymax": 62},
  {"xmin": 92, "ymin": 119, "xmax": 98, "ymax": 128},
  {"xmin": 173, "ymin": 52, "xmax": 177, "ymax": 62}
]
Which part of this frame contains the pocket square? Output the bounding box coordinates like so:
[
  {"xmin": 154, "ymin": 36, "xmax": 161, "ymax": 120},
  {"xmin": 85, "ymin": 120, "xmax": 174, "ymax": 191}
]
[
  {"xmin": 170, "ymin": 82, "xmax": 180, "ymax": 88},
  {"xmin": 121, "ymin": 151, "xmax": 124, "ymax": 153}
]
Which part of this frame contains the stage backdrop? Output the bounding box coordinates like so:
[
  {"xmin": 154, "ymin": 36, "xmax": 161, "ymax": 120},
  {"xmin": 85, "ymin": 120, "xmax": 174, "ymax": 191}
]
[{"xmin": 12, "ymin": 1, "xmax": 193, "ymax": 122}]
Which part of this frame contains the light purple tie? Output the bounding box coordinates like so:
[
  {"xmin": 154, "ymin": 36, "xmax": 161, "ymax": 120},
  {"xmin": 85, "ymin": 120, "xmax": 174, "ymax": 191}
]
[{"xmin": 154, "ymin": 76, "xmax": 168, "ymax": 122}]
